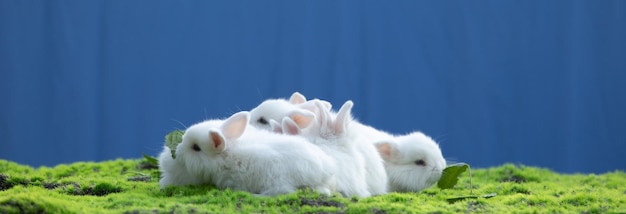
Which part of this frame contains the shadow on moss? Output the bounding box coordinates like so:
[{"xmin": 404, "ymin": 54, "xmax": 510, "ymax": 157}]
[
  {"xmin": 136, "ymin": 161, "xmax": 158, "ymax": 171},
  {"xmin": 127, "ymin": 175, "xmax": 152, "ymax": 182},
  {"xmin": 496, "ymin": 165, "xmax": 540, "ymax": 183},
  {"xmin": 500, "ymin": 174, "xmax": 527, "ymax": 183},
  {"xmin": 126, "ymin": 205, "xmax": 204, "ymax": 214},
  {"xmin": 43, "ymin": 182, "xmax": 61, "ymax": 190},
  {"xmin": 369, "ymin": 208, "xmax": 388, "ymax": 214},
  {"xmin": 0, "ymin": 174, "xmax": 12, "ymax": 191},
  {"xmin": 64, "ymin": 182, "xmax": 123, "ymax": 196},
  {"xmin": 0, "ymin": 173, "xmax": 122, "ymax": 197},
  {"xmin": 0, "ymin": 199, "xmax": 47, "ymax": 214},
  {"xmin": 0, "ymin": 174, "xmax": 30, "ymax": 191},
  {"xmin": 299, "ymin": 198, "xmax": 345, "ymax": 208},
  {"xmin": 277, "ymin": 195, "xmax": 347, "ymax": 213}
]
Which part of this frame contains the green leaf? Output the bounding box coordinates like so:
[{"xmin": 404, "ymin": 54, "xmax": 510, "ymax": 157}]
[
  {"xmin": 165, "ymin": 130, "xmax": 185, "ymax": 159},
  {"xmin": 142, "ymin": 153, "xmax": 158, "ymax": 166},
  {"xmin": 438, "ymin": 162, "xmax": 470, "ymax": 189}
]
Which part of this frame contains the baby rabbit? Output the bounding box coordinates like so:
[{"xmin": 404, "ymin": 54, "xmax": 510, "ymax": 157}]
[
  {"xmin": 158, "ymin": 146, "xmax": 201, "ymax": 188},
  {"xmin": 158, "ymin": 119, "xmax": 224, "ymax": 188},
  {"xmin": 249, "ymin": 92, "xmax": 331, "ymax": 131},
  {"xmin": 250, "ymin": 93, "xmax": 389, "ymax": 196},
  {"xmin": 374, "ymin": 132, "xmax": 446, "ymax": 192},
  {"xmin": 176, "ymin": 111, "xmax": 337, "ymax": 196},
  {"xmin": 277, "ymin": 100, "xmax": 371, "ymax": 197}
]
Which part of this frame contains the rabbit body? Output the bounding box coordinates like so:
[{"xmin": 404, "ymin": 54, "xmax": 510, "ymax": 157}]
[
  {"xmin": 375, "ymin": 131, "xmax": 446, "ymax": 192},
  {"xmin": 175, "ymin": 112, "xmax": 336, "ymax": 196},
  {"xmin": 158, "ymin": 119, "xmax": 224, "ymax": 188},
  {"xmin": 277, "ymin": 100, "xmax": 375, "ymax": 197}
]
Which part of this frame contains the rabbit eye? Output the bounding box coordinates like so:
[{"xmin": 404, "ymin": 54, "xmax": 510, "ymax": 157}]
[
  {"xmin": 257, "ymin": 117, "xmax": 269, "ymax": 125},
  {"xmin": 192, "ymin": 144, "xmax": 201, "ymax": 152},
  {"xmin": 414, "ymin": 160, "xmax": 426, "ymax": 166}
]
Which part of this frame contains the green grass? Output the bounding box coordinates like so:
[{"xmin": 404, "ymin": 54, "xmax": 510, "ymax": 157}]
[{"xmin": 1, "ymin": 159, "xmax": 624, "ymax": 213}]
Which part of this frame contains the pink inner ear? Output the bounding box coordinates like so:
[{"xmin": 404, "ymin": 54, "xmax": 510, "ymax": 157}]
[
  {"xmin": 222, "ymin": 112, "xmax": 248, "ymax": 139},
  {"xmin": 290, "ymin": 113, "xmax": 314, "ymax": 129},
  {"xmin": 376, "ymin": 143, "xmax": 393, "ymax": 160},
  {"xmin": 285, "ymin": 122, "xmax": 299, "ymax": 135},
  {"xmin": 210, "ymin": 132, "xmax": 223, "ymax": 149},
  {"xmin": 281, "ymin": 118, "xmax": 301, "ymax": 135}
]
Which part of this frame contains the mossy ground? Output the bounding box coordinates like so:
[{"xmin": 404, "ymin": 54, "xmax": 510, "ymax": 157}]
[{"xmin": 0, "ymin": 159, "xmax": 624, "ymax": 213}]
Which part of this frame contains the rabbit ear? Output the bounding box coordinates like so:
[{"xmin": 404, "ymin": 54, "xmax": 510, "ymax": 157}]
[
  {"xmin": 318, "ymin": 100, "xmax": 332, "ymax": 110},
  {"xmin": 297, "ymin": 100, "xmax": 320, "ymax": 113},
  {"xmin": 332, "ymin": 100, "xmax": 354, "ymax": 135},
  {"xmin": 281, "ymin": 117, "xmax": 301, "ymax": 135},
  {"xmin": 209, "ymin": 130, "xmax": 226, "ymax": 152},
  {"xmin": 269, "ymin": 119, "xmax": 282, "ymax": 134},
  {"xmin": 289, "ymin": 92, "xmax": 307, "ymax": 104},
  {"xmin": 375, "ymin": 141, "xmax": 399, "ymax": 161},
  {"xmin": 286, "ymin": 110, "xmax": 315, "ymax": 129},
  {"xmin": 221, "ymin": 111, "xmax": 249, "ymax": 140},
  {"xmin": 314, "ymin": 100, "xmax": 331, "ymax": 129}
]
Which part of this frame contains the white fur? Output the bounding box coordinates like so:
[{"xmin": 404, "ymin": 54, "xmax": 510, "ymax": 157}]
[
  {"xmin": 375, "ymin": 132, "xmax": 446, "ymax": 192},
  {"xmin": 249, "ymin": 92, "xmax": 331, "ymax": 131},
  {"xmin": 158, "ymin": 119, "xmax": 224, "ymax": 188},
  {"xmin": 176, "ymin": 111, "xmax": 336, "ymax": 196},
  {"xmin": 250, "ymin": 92, "xmax": 388, "ymax": 196},
  {"xmin": 279, "ymin": 100, "xmax": 372, "ymax": 197},
  {"xmin": 158, "ymin": 146, "xmax": 201, "ymax": 188},
  {"xmin": 348, "ymin": 122, "xmax": 392, "ymax": 195}
]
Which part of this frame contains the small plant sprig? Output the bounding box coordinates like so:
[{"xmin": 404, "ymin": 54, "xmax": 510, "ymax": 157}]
[
  {"xmin": 165, "ymin": 130, "xmax": 184, "ymax": 159},
  {"xmin": 438, "ymin": 163, "xmax": 470, "ymax": 189},
  {"xmin": 437, "ymin": 162, "xmax": 496, "ymax": 203},
  {"xmin": 142, "ymin": 154, "xmax": 158, "ymax": 165}
]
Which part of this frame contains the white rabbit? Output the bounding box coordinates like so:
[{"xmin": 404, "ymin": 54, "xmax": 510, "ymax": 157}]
[
  {"xmin": 158, "ymin": 146, "xmax": 201, "ymax": 188},
  {"xmin": 279, "ymin": 100, "xmax": 373, "ymax": 197},
  {"xmin": 348, "ymin": 125, "xmax": 390, "ymax": 195},
  {"xmin": 176, "ymin": 111, "xmax": 337, "ymax": 196},
  {"xmin": 249, "ymin": 92, "xmax": 331, "ymax": 130},
  {"xmin": 250, "ymin": 93, "xmax": 388, "ymax": 196},
  {"xmin": 158, "ymin": 119, "xmax": 224, "ymax": 188},
  {"xmin": 374, "ymin": 131, "xmax": 446, "ymax": 192}
]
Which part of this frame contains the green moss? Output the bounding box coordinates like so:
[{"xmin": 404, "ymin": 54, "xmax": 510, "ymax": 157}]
[{"xmin": 0, "ymin": 159, "xmax": 625, "ymax": 213}]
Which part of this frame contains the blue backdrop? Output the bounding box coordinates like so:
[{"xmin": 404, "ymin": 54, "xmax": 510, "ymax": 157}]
[{"xmin": 1, "ymin": 1, "xmax": 625, "ymax": 174}]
